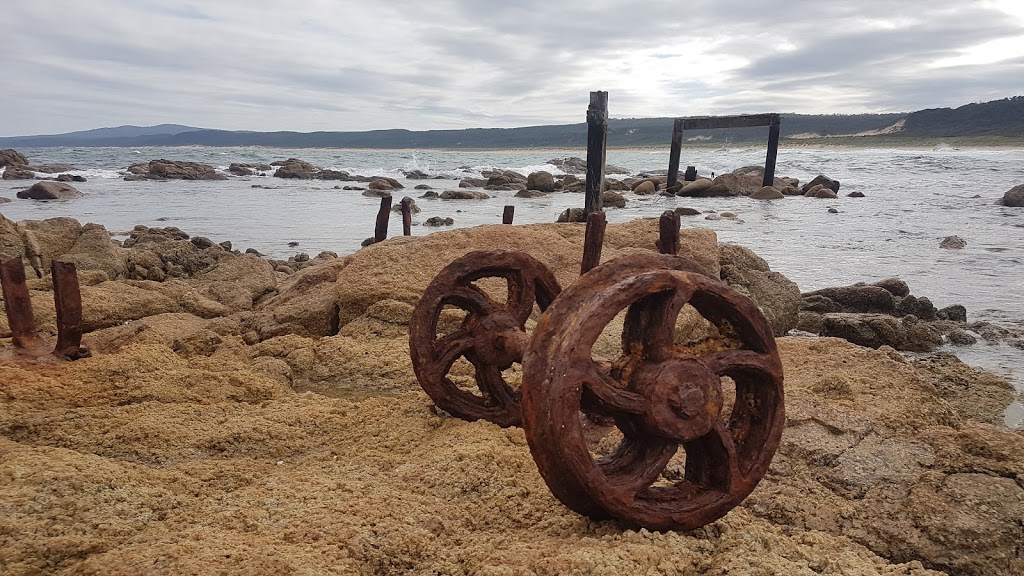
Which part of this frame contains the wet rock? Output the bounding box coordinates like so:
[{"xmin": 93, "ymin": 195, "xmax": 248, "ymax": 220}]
[
  {"xmin": 801, "ymin": 174, "xmax": 841, "ymax": 194},
  {"xmin": 317, "ymin": 170, "xmax": 350, "ymax": 180},
  {"xmin": 361, "ymin": 189, "xmax": 392, "ymax": 198},
  {"xmin": 526, "ymin": 171, "xmax": 555, "ymax": 193},
  {"xmin": 602, "ymin": 191, "xmax": 626, "ymax": 208},
  {"xmin": 0, "ymin": 196, "xmax": 10, "ymax": 204},
  {"xmin": 802, "ymin": 285, "xmax": 897, "ymax": 314},
  {"xmin": 675, "ymin": 207, "xmax": 701, "ymax": 216},
  {"xmin": 937, "ymin": 304, "xmax": 967, "ymax": 322},
  {"xmin": 719, "ymin": 244, "xmax": 801, "ymax": 336},
  {"xmin": 896, "ymin": 295, "xmax": 938, "ymax": 320},
  {"xmin": 752, "ymin": 186, "xmax": 785, "ymax": 200},
  {"xmin": 402, "ymin": 169, "xmax": 430, "ymax": 179},
  {"xmin": 391, "ymin": 199, "xmax": 421, "ymax": 214},
  {"xmin": 706, "ymin": 173, "xmax": 762, "ymax": 196},
  {"xmin": 556, "ymin": 207, "xmax": 586, "ymax": 223},
  {"xmin": 16, "ymin": 181, "xmax": 83, "ymax": 199},
  {"xmin": 998, "ymin": 184, "xmax": 1024, "ymax": 207},
  {"xmin": 819, "ymin": 313, "xmax": 943, "ymax": 352},
  {"xmin": 940, "ymin": 235, "xmax": 966, "ymax": 249},
  {"xmin": 946, "ymin": 329, "xmax": 977, "ymax": 345},
  {"xmin": 440, "ymin": 190, "xmax": 489, "ymax": 200},
  {"xmin": 56, "ymin": 174, "xmax": 87, "ymax": 182},
  {"xmin": 126, "ymin": 160, "xmax": 227, "ymax": 180},
  {"xmin": 848, "ymin": 191, "xmax": 866, "ymax": 197},
  {"xmin": 872, "ymin": 277, "xmax": 910, "ymax": 298},
  {"xmin": 368, "ymin": 179, "xmax": 394, "ymax": 191},
  {"xmin": 414, "ymin": 184, "xmax": 432, "ymax": 190},
  {"xmin": 423, "ymin": 216, "xmax": 454, "ymax": 227},
  {"xmin": 420, "ymin": 190, "xmax": 439, "ymax": 199},
  {"xmin": 271, "ymin": 158, "xmax": 316, "ymax": 179},
  {"xmin": 0, "ymin": 148, "xmax": 29, "ymax": 167},
  {"xmin": 515, "ymin": 189, "xmax": 547, "ymax": 198},
  {"xmin": 2, "ymin": 166, "xmax": 35, "ymax": 180},
  {"xmin": 458, "ymin": 178, "xmax": 488, "ymax": 188},
  {"xmin": 632, "ymin": 179, "xmax": 657, "ymax": 195}
]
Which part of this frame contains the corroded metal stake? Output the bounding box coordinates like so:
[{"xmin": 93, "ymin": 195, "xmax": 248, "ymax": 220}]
[
  {"xmin": 503, "ymin": 205, "xmax": 515, "ymax": 225},
  {"xmin": 400, "ymin": 196, "xmax": 413, "ymax": 236},
  {"xmin": 374, "ymin": 196, "xmax": 393, "ymax": 243},
  {"xmin": 0, "ymin": 257, "xmax": 46, "ymax": 350},
  {"xmin": 51, "ymin": 261, "xmax": 89, "ymax": 360},
  {"xmin": 657, "ymin": 210, "xmax": 680, "ymax": 255},
  {"xmin": 580, "ymin": 211, "xmax": 607, "ymax": 275}
]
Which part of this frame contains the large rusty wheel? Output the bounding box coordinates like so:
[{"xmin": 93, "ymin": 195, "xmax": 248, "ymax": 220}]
[
  {"xmin": 521, "ymin": 253, "xmax": 784, "ymax": 531},
  {"xmin": 410, "ymin": 250, "xmax": 561, "ymax": 427}
]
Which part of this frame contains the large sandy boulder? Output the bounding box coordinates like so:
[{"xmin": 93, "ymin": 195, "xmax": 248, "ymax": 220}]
[
  {"xmin": 0, "ymin": 148, "xmax": 28, "ymax": 167},
  {"xmin": 801, "ymin": 174, "xmax": 841, "ymax": 194},
  {"xmin": 718, "ymin": 244, "xmax": 801, "ymax": 335},
  {"xmin": 16, "ymin": 182, "xmax": 84, "ymax": 199},
  {"xmin": 126, "ymin": 160, "xmax": 227, "ymax": 181},
  {"xmin": 999, "ymin": 184, "xmax": 1024, "ymax": 207},
  {"xmin": 526, "ymin": 171, "xmax": 555, "ymax": 192}
]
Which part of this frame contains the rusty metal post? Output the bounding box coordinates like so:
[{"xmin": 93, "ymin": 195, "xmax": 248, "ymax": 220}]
[
  {"xmin": 503, "ymin": 205, "xmax": 515, "ymax": 225},
  {"xmin": 667, "ymin": 118, "xmax": 684, "ymax": 190},
  {"xmin": 400, "ymin": 196, "xmax": 413, "ymax": 236},
  {"xmin": 580, "ymin": 211, "xmax": 607, "ymax": 275},
  {"xmin": 657, "ymin": 210, "xmax": 680, "ymax": 255},
  {"xmin": 374, "ymin": 196, "xmax": 393, "ymax": 243},
  {"xmin": 51, "ymin": 261, "xmax": 88, "ymax": 359},
  {"xmin": 763, "ymin": 114, "xmax": 781, "ymax": 187},
  {"xmin": 584, "ymin": 91, "xmax": 608, "ymax": 217},
  {"xmin": 0, "ymin": 257, "xmax": 45, "ymax": 350}
]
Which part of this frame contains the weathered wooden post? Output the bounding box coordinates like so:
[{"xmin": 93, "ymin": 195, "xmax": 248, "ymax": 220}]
[
  {"xmin": 374, "ymin": 196, "xmax": 393, "ymax": 243},
  {"xmin": 580, "ymin": 211, "xmax": 607, "ymax": 275},
  {"xmin": 763, "ymin": 113, "xmax": 781, "ymax": 187},
  {"xmin": 584, "ymin": 91, "xmax": 608, "ymax": 217},
  {"xmin": 0, "ymin": 258, "xmax": 45, "ymax": 350},
  {"xmin": 51, "ymin": 261, "xmax": 88, "ymax": 359},
  {"xmin": 666, "ymin": 118, "xmax": 684, "ymax": 190},
  {"xmin": 502, "ymin": 205, "xmax": 515, "ymax": 225},
  {"xmin": 657, "ymin": 210, "xmax": 680, "ymax": 255},
  {"xmin": 400, "ymin": 196, "xmax": 413, "ymax": 236}
]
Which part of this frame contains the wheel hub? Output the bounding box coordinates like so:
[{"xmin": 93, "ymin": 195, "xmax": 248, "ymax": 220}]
[{"xmin": 632, "ymin": 357, "xmax": 723, "ymax": 442}]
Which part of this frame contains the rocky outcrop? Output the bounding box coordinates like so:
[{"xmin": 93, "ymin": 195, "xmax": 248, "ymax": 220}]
[
  {"xmin": 546, "ymin": 156, "xmax": 630, "ymax": 175},
  {"xmin": 423, "ymin": 216, "xmax": 454, "ymax": 227},
  {"xmin": 719, "ymin": 244, "xmax": 801, "ymax": 336},
  {"xmin": 751, "ymin": 186, "xmax": 785, "ymax": 200},
  {"xmin": 999, "ymin": 184, "xmax": 1023, "ymax": 207},
  {"xmin": 16, "ymin": 182, "xmax": 83, "ymax": 199},
  {"xmin": 440, "ymin": 190, "xmax": 489, "ymax": 200},
  {"xmin": 126, "ymin": 160, "xmax": 227, "ymax": 181},
  {"xmin": 602, "ymin": 191, "xmax": 626, "ymax": 208},
  {"xmin": 0, "ymin": 148, "xmax": 28, "ymax": 167},
  {"xmin": 798, "ymin": 278, "xmax": 967, "ymax": 351},
  {"xmin": 526, "ymin": 171, "xmax": 555, "ymax": 192},
  {"xmin": 940, "ymin": 235, "xmax": 966, "ymax": 249},
  {"xmin": 2, "ymin": 166, "xmax": 36, "ymax": 180},
  {"xmin": 271, "ymin": 158, "xmax": 316, "ymax": 179},
  {"xmin": 801, "ymin": 174, "xmax": 841, "ymax": 194}
]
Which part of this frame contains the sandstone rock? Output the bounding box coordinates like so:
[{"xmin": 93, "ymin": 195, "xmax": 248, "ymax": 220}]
[
  {"xmin": 818, "ymin": 313, "xmax": 943, "ymax": 351},
  {"xmin": 706, "ymin": 173, "xmax": 763, "ymax": 196},
  {"xmin": 423, "ymin": 216, "xmax": 454, "ymax": 227},
  {"xmin": 602, "ymin": 191, "xmax": 626, "ymax": 208},
  {"xmin": 999, "ymin": 184, "xmax": 1024, "ymax": 207},
  {"xmin": 2, "ymin": 166, "xmax": 35, "ymax": 180},
  {"xmin": 632, "ymin": 180, "xmax": 657, "ymax": 195},
  {"xmin": 0, "ymin": 148, "xmax": 28, "ymax": 167},
  {"xmin": 811, "ymin": 188, "xmax": 838, "ymax": 199},
  {"xmin": 126, "ymin": 160, "xmax": 227, "ymax": 181},
  {"xmin": 515, "ymin": 189, "xmax": 547, "ymax": 198},
  {"xmin": 940, "ymin": 235, "xmax": 966, "ymax": 249},
  {"xmin": 526, "ymin": 171, "xmax": 555, "ymax": 193},
  {"xmin": 751, "ymin": 186, "xmax": 785, "ymax": 200},
  {"xmin": 802, "ymin": 285, "xmax": 897, "ymax": 314},
  {"xmin": 361, "ymin": 189, "xmax": 392, "ymax": 198},
  {"xmin": 719, "ymin": 244, "xmax": 801, "ymax": 335},
  {"xmin": 368, "ymin": 179, "xmax": 394, "ymax": 191},
  {"xmin": 440, "ymin": 190, "xmax": 489, "ymax": 200},
  {"xmin": 676, "ymin": 178, "xmax": 718, "ymax": 197},
  {"xmin": 801, "ymin": 174, "xmax": 841, "ymax": 194},
  {"xmin": 391, "ymin": 199, "xmax": 421, "ymax": 214},
  {"xmin": 458, "ymin": 177, "xmax": 488, "ymax": 188},
  {"xmin": 16, "ymin": 181, "xmax": 83, "ymax": 199},
  {"xmin": 675, "ymin": 207, "xmax": 701, "ymax": 216},
  {"xmin": 271, "ymin": 158, "xmax": 316, "ymax": 179},
  {"xmin": 557, "ymin": 208, "xmax": 586, "ymax": 222}
]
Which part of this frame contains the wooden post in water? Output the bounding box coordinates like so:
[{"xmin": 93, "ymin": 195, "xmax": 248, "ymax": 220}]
[
  {"xmin": 580, "ymin": 211, "xmax": 607, "ymax": 275},
  {"xmin": 666, "ymin": 118, "xmax": 684, "ymax": 190},
  {"xmin": 374, "ymin": 196, "xmax": 393, "ymax": 243},
  {"xmin": 657, "ymin": 210, "xmax": 680, "ymax": 255},
  {"xmin": 763, "ymin": 114, "xmax": 781, "ymax": 187},
  {"xmin": 584, "ymin": 91, "xmax": 608, "ymax": 217},
  {"xmin": 502, "ymin": 205, "xmax": 515, "ymax": 224},
  {"xmin": 400, "ymin": 197, "xmax": 413, "ymax": 236}
]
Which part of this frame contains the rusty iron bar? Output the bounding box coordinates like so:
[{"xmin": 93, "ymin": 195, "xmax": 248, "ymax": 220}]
[
  {"xmin": 400, "ymin": 196, "xmax": 413, "ymax": 236},
  {"xmin": 763, "ymin": 116, "xmax": 781, "ymax": 186},
  {"xmin": 657, "ymin": 210, "xmax": 680, "ymax": 255},
  {"xmin": 584, "ymin": 91, "xmax": 608, "ymax": 217},
  {"xmin": 51, "ymin": 261, "xmax": 89, "ymax": 360},
  {"xmin": 666, "ymin": 118, "xmax": 684, "ymax": 190},
  {"xmin": 374, "ymin": 196, "xmax": 393, "ymax": 243},
  {"xmin": 521, "ymin": 253, "xmax": 785, "ymax": 531},
  {"xmin": 0, "ymin": 257, "xmax": 46, "ymax": 350},
  {"xmin": 502, "ymin": 205, "xmax": 515, "ymax": 225},
  {"xmin": 580, "ymin": 210, "xmax": 607, "ymax": 275}
]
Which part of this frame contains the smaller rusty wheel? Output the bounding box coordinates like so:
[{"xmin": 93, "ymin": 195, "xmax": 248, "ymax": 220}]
[
  {"xmin": 521, "ymin": 254, "xmax": 784, "ymax": 531},
  {"xmin": 410, "ymin": 250, "xmax": 561, "ymax": 427}
]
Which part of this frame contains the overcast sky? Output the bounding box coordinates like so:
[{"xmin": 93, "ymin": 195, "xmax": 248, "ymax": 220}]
[{"xmin": 2, "ymin": 0, "xmax": 1023, "ymax": 136}]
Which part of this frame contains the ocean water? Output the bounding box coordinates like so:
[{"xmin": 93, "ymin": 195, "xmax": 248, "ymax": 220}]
[{"xmin": 2, "ymin": 145, "xmax": 1022, "ymax": 425}]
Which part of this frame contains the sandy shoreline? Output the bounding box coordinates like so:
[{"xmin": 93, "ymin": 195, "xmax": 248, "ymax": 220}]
[{"xmin": 1, "ymin": 217, "xmax": 1022, "ymax": 575}]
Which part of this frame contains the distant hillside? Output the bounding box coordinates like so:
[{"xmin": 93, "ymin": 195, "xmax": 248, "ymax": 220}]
[{"xmin": 1, "ymin": 97, "xmax": 1020, "ymax": 149}]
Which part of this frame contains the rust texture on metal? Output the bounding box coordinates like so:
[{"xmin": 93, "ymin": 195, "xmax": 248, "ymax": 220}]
[
  {"xmin": 502, "ymin": 205, "xmax": 515, "ymax": 225},
  {"xmin": 580, "ymin": 210, "xmax": 607, "ymax": 275},
  {"xmin": 374, "ymin": 196, "xmax": 393, "ymax": 242},
  {"xmin": 1, "ymin": 257, "xmax": 46, "ymax": 350},
  {"xmin": 584, "ymin": 91, "xmax": 608, "ymax": 217},
  {"xmin": 51, "ymin": 261, "xmax": 90, "ymax": 360},
  {"xmin": 521, "ymin": 253, "xmax": 784, "ymax": 531},
  {"xmin": 409, "ymin": 250, "xmax": 562, "ymax": 427},
  {"xmin": 400, "ymin": 196, "xmax": 413, "ymax": 237},
  {"xmin": 657, "ymin": 210, "xmax": 680, "ymax": 255}
]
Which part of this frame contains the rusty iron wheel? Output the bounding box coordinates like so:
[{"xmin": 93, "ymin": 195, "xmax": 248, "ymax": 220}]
[
  {"xmin": 410, "ymin": 250, "xmax": 561, "ymax": 427},
  {"xmin": 521, "ymin": 254, "xmax": 784, "ymax": 531}
]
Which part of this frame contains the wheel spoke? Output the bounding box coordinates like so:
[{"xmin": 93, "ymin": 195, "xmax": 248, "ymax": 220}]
[
  {"xmin": 598, "ymin": 435, "xmax": 677, "ymax": 500},
  {"xmin": 700, "ymin": 349, "xmax": 778, "ymax": 376},
  {"xmin": 622, "ymin": 279, "xmax": 697, "ymax": 363},
  {"xmin": 683, "ymin": 421, "xmax": 741, "ymax": 493},
  {"xmin": 442, "ymin": 285, "xmax": 499, "ymax": 316},
  {"xmin": 474, "ymin": 362, "xmax": 519, "ymax": 408},
  {"xmin": 582, "ymin": 360, "xmax": 647, "ymax": 415},
  {"xmin": 433, "ymin": 331, "xmax": 474, "ymax": 372}
]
